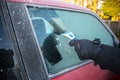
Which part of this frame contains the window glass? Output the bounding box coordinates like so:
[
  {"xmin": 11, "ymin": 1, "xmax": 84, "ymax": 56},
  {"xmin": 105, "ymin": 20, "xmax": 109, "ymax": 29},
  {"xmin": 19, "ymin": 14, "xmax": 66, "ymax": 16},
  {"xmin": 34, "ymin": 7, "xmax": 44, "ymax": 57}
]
[
  {"xmin": 0, "ymin": 16, "xmax": 21, "ymax": 80},
  {"xmin": 28, "ymin": 7, "xmax": 113, "ymax": 74}
]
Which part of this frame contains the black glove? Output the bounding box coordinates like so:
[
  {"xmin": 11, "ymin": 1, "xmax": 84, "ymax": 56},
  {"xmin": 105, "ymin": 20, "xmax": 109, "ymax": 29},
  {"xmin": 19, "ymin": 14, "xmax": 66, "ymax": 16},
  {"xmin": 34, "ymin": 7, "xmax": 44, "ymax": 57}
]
[{"xmin": 69, "ymin": 39, "xmax": 101, "ymax": 60}]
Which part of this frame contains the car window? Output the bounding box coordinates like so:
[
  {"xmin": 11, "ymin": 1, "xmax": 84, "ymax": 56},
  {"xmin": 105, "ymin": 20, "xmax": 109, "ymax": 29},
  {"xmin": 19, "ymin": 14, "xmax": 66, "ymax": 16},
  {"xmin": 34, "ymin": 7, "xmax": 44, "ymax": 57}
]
[
  {"xmin": 0, "ymin": 15, "xmax": 21, "ymax": 80},
  {"xmin": 27, "ymin": 7, "xmax": 114, "ymax": 74}
]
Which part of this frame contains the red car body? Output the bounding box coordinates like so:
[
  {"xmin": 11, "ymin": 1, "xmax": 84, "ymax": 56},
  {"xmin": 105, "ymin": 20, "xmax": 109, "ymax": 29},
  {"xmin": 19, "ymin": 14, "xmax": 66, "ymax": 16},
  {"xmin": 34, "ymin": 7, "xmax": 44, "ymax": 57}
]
[{"xmin": 1, "ymin": 0, "xmax": 120, "ymax": 80}]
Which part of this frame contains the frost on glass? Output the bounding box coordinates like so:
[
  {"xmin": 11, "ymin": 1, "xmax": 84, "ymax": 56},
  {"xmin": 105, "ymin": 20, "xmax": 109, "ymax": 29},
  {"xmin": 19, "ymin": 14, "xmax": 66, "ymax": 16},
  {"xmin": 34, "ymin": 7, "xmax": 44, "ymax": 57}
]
[{"xmin": 28, "ymin": 7, "xmax": 113, "ymax": 74}]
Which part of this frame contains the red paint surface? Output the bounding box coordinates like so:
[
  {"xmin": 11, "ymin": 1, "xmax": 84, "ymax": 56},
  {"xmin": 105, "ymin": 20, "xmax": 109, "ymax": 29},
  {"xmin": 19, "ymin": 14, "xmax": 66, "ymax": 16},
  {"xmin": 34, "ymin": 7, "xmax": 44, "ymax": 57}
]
[
  {"xmin": 7, "ymin": 0, "xmax": 91, "ymax": 12},
  {"xmin": 52, "ymin": 63, "xmax": 120, "ymax": 80}
]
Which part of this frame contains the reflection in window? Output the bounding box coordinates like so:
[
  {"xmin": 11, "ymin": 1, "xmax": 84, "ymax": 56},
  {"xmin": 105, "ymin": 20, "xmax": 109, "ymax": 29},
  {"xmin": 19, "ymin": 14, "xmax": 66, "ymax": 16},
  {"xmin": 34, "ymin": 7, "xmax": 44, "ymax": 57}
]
[
  {"xmin": 28, "ymin": 7, "xmax": 114, "ymax": 74},
  {"xmin": 0, "ymin": 17, "xmax": 21, "ymax": 80}
]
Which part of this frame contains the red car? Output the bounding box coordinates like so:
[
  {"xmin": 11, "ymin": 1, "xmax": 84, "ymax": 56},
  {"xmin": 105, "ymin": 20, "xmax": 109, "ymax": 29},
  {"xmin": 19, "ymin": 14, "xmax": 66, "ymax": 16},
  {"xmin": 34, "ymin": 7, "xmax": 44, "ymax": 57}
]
[{"xmin": 0, "ymin": 0, "xmax": 120, "ymax": 80}]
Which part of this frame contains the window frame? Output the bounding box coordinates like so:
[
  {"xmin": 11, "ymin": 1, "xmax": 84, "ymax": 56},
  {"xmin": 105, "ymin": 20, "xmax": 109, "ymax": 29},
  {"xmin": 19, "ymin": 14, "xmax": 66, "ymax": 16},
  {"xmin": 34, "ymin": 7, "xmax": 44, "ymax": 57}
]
[
  {"xmin": 25, "ymin": 4, "xmax": 119, "ymax": 78},
  {"xmin": 0, "ymin": 1, "xmax": 29, "ymax": 80},
  {"xmin": 5, "ymin": 1, "xmax": 49, "ymax": 80}
]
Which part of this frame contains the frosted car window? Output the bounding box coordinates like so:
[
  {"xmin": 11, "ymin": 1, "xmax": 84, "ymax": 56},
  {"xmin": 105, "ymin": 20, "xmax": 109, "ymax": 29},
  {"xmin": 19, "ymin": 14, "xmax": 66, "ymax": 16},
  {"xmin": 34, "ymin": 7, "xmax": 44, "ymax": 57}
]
[
  {"xmin": 28, "ymin": 7, "xmax": 113, "ymax": 74},
  {"xmin": 31, "ymin": 17, "xmax": 54, "ymax": 46},
  {"xmin": 55, "ymin": 11, "xmax": 113, "ymax": 45}
]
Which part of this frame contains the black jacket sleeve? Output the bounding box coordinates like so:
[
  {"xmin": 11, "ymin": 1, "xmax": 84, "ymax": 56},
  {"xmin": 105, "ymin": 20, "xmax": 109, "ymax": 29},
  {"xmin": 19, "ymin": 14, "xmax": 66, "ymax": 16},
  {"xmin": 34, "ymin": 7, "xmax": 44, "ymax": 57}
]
[{"xmin": 95, "ymin": 44, "xmax": 120, "ymax": 75}]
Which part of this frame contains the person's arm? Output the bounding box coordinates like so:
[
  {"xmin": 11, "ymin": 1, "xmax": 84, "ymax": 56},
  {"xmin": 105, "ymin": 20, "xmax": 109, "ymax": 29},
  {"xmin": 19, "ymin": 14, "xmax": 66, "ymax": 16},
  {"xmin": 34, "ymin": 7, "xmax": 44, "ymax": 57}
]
[
  {"xmin": 96, "ymin": 44, "xmax": 120, "ymax": 75},
  {"xmin": 69, "ymin": 39, "xmax": 120, "ymax": 75}
]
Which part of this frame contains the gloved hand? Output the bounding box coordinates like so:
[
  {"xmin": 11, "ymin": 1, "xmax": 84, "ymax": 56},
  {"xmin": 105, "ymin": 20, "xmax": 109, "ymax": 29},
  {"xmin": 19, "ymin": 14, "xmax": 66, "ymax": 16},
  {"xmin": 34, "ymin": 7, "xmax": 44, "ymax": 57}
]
[{"xmin": 69, "ymin": 39, "xmax": 101, "ymax": 60}]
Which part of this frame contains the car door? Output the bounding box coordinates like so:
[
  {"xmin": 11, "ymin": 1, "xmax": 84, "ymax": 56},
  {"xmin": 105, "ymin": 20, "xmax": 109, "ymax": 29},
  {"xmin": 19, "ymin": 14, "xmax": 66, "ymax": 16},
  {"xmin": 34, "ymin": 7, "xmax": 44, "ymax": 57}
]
[{"xmin": 26, "ymin": 4, "xmax": 120, "ymax": 80}]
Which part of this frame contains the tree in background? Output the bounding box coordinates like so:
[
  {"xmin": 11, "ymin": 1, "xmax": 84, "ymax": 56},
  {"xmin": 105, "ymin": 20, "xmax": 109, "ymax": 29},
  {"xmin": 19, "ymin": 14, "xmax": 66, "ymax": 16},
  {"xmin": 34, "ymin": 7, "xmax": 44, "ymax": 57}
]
[
  {"xmin": 86, "ymin": 0, "xmax": 99, "ymax": 12},
  {"xmin": 101, "ymin": 0, "xmax": 120, "ymax": 21}
]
